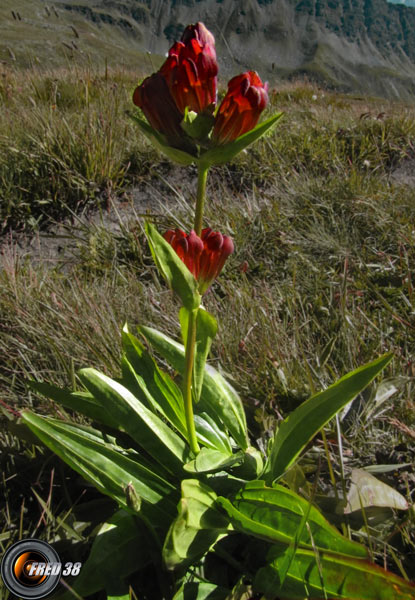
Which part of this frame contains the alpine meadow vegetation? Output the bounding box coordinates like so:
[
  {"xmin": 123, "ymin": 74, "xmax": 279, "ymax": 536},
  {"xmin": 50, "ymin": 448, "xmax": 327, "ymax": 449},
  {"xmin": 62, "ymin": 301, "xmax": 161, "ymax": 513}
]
[{"xmin": 1, "ymin": 21, "xmax": 415, "ymax": 600}]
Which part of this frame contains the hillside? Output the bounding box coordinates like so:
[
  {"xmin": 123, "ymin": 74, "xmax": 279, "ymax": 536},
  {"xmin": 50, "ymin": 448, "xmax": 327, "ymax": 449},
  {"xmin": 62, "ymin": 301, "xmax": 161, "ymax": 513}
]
[
  {"xmin": 388, "ymin": 0, "xmax": 415, "ymax": 7},
  {"xmin": 1, "ymin": 0, "xmax": 415, "ymax": 99}
]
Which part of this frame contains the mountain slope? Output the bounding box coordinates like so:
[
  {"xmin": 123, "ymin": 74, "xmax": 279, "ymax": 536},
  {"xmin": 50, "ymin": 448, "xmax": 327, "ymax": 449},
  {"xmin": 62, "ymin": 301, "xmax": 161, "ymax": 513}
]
[
  {"xmin": 1, "ymin": 0, "xmax": 415, "ymax": 100},
  {"xmin": 388, "ymin": 0, "xmax": 415, "ymax": 7}
]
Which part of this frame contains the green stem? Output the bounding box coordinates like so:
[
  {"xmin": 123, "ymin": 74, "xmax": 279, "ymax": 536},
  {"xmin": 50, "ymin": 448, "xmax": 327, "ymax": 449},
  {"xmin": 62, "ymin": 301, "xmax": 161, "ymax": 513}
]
[
  {"xmin": 182, "ymin": 163, "xmax": 210, "ymax": 454},
  {"xmin": 183, "ymin": 309, "xmax": 200, "ymax": 455},
  {"xmin": 194, "ymin": 163, "xmax": 209, "ymax": 236}
]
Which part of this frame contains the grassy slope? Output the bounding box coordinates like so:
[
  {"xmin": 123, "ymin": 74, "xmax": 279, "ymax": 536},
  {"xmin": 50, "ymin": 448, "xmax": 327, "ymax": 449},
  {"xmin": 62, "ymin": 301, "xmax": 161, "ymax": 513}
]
[
  {"xmin": 0, "ymin": 0, "xmax": 152, "ymax": 70},
  {"xmin": 1, "ymin": 65, "xmax": 415, "ymax": 589}
]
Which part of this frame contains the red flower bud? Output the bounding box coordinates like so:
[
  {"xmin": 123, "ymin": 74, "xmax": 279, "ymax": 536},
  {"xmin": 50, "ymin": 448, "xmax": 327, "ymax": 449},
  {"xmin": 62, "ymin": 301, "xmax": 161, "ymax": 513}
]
[
  {"xmin": 212, "ymin": 71, "xmax": 268, "ymax": 145},
  {"xmin": 133, "ymin": 72, "xmax": 185, "ymax": 146},
  {"xmin": 160, "ymin": 22, "xmax": 218, "ymax": 114},
  {"xmin": 164, "ymin": 227, "xmax": 233, "ymax": 294},
  {"xmin": 199, "ymin": 228, "xmax": 234, "ymax": 292}
]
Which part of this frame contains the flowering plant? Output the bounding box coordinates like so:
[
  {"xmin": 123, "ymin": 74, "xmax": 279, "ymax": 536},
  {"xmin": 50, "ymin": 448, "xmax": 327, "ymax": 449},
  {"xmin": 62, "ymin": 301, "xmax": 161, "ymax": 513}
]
[
  {"xmin": 131, "ymin": 22, "xmax": 281, "ymax": 168},
  {"xmin": 20, "ymin": 22, "xmax": 415, "ymax": 600}
]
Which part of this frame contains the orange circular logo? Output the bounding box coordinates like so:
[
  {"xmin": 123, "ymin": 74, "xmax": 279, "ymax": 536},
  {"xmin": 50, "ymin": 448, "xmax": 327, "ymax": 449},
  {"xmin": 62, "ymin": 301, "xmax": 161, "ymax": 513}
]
[
  {"xmin": 13, "ymin": 551, "xmax": 48, "ymax": 587},
  {"xmin": 1, "ymin": 539, "xmax": 61, "ymax": 599}
]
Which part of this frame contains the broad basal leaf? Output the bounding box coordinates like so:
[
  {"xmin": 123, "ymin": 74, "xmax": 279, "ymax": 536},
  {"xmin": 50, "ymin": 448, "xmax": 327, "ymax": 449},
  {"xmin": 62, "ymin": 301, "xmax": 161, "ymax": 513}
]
[
  {"xmin": 184, "ymin": 448, "xmax": 244, "ymax": 474},
  {"xmin": 228, "ymin": 446, "xmax": 264, "ymax": 479},
  {"xmin": 59, "ymin": 509, "xmax": 152, "ymax": 599},
  {"xmin": 78, "ymin": 368, "xmax": 189, "ymax": 476},
  {"xmin": 22, "ymin": 411, "xmax": 177, "ymax": 528},
  {"xmin": 217, "ymin": 481, "xmax": 367, "ymax": 559},
  {"xmin": 173, "ymin": 582, "xmax": 229, "ymax": 600},
  {"xmin": 254, "ymin": 545, "xmax": 415, "ymax": 600},
  {"xmin": 27, "ymin": 380, "xmax": 114, "ymax": 428},
  {"xmin": 267, "ymin": 353, "xmax": 393, "ymax": 481},
  {"xmin": 194, "ymin": 412, "xmax": 232, "ymax": 454}
]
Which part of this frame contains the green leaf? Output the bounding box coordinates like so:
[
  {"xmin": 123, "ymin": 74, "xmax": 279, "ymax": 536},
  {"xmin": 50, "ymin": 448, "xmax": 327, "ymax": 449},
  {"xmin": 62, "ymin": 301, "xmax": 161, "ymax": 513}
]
[
  {"xmin": 27, "ymin": 380, "xmax": 114, "ymax": 428},
  {"xmin": 145, "ymin": 222, "xmax": 201, "ymax": 310},
  {"xmin": 200, "ymin": 113, "xmax": 283, "ymax": 166},
  {"xmin": 194, "ymin": 413, "xmax": 232, "ymax": 454},
  {"xmin": 120, "ymin": 354, "xmax": 187, "ymax": 439},
  {"xmin": 267, "ymin": 353, "xmax": 393, "ymax": 481},
  {"xmin": 276, "ymin": 492, "xmax": 313, "ymax": 590},
  {"xmin": 130, "ymin": 113, "xmax": 196, "ymax": 165},
  {"xmin": 184, "ymin": 448, "xmax": 244, "ymax": 474},
  {"xmin": 78, "ymin": 368, "xmax": 189, "ymax": 476},
  {"xmin": 228, "ymin": 446, "xmax": 264, "ymax": 479},
  {"xmin": 217, "ymin": 481, "xmax": 368, "ymax": 559},
  {"xmin": 181, "ymin": 108, "xmax": 215, "ymax": 141},
  {"xmin": 21, "ymin": 411, "xmax": 177, "ymax": 527},
  {"xmin": 34, "ymin": 419, "xmax": 124, "ymax": 451},
  {"xmin": 139, "ymin": 326, "xmax": 249, "ymax": 449},
  {"xmin": 60, "ymin": 510, "xmax": 152, "ymax": 598},
  {"xmin": 121, "ymin": 326, "xmax": 187, "ymax": 437},
  {"xmin": 163, "ymin": 479, "xmax": 230, "ymax": 570},
  {"xmin": 255, "ymin": 546, "xmax": 415, "ymax": 599},
  {"xmin": 173, "ymin": 582, "xmax": 229, "ymax": 600},
  {"xmin": 200, "ymin": 367, "xmax": 248, "ymax": 449}
]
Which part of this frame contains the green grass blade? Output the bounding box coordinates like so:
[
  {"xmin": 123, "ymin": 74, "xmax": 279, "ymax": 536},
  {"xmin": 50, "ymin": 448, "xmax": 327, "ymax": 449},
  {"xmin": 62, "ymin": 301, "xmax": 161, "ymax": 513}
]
[
  {"xmin": 268, "ymin": 353, "xmax": 393, "ymax": 481},
  {"xmin": 78, "ymin": 367, "xmax": 190, "ymax": 476}
]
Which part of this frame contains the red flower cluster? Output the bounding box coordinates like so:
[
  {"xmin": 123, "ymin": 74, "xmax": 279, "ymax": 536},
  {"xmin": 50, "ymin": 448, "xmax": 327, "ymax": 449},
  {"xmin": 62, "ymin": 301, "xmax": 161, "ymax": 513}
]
[
  {"xmin": 133, "ymin": 23, "xmax": 217, "ymax": 147},
  {"xmin": 164, "ymin": 228, "xmax": 234, "ymax": 293},
  {"xmin": 133, "ymin": 22, "xmax": 268, "ymax": 148}
]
